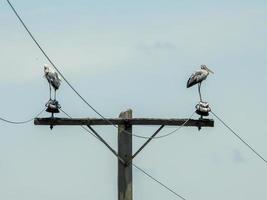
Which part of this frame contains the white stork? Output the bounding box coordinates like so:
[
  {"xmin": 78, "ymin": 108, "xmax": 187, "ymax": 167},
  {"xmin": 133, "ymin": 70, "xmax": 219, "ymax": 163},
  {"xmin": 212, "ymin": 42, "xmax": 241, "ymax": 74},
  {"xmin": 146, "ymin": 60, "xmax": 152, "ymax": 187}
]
[
  {"xmin": 187, "ymin": 65, "xmax": 214, "ymax": 101},
  {"xmin": 44, "ymin": 64, "xmax": 61, "ymax": 100}
]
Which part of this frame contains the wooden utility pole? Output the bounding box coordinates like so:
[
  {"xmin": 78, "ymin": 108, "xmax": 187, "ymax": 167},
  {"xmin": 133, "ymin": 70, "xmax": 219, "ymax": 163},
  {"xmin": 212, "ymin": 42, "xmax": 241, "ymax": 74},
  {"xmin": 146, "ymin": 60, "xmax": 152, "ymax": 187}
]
[
  {"xmin": 118, "ymin": 109, "xmax": 132, "ymax": 200},
  {"xmin": 34, "ymin": 109, "xmax": 214, "ymax": 200}
]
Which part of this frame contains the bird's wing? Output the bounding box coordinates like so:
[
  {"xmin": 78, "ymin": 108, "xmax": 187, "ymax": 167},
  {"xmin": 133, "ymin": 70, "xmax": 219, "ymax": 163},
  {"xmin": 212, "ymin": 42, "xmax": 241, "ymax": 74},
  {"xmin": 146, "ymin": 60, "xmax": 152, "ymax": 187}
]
[
  {"xmin": 55, "ymin": 72, "xmax": 61, "ymax": 81},
  {"xmin": 46, "ymin": 72, "xmax": 54, "ymax": 82},
  {"xmin": 51, "ymin": 72, "xmax": 61, "ymax": 89},
  {"xmin": 46, "ymin": 72, "xmax": 60, "ymax": 89},
  {"xmin": 187, "ymin": 70, "xmax": 203, "ymax": 88}
]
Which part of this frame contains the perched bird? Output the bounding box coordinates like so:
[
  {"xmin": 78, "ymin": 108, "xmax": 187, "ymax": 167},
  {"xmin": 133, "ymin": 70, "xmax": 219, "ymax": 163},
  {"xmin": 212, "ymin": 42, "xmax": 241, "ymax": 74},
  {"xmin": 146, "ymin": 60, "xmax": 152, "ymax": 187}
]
[
  {"xmin": 187, "ymin": 65, "xmax": 214, "ymax": 101},
  {"xmin": 44, "ymin": 64, "xmax": 61, "ymax": 100}
]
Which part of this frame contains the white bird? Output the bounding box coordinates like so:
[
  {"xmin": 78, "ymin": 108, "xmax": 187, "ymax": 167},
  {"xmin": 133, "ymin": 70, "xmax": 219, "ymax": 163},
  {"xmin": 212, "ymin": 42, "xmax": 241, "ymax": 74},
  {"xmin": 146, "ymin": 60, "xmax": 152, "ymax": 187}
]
[
  {"xmin": 44, "ymin": 64, "xmax": 61, "ymax": 100},
  {"xmin": 187, "ymin": 65, "xmax": 214, "ymax": 101}
]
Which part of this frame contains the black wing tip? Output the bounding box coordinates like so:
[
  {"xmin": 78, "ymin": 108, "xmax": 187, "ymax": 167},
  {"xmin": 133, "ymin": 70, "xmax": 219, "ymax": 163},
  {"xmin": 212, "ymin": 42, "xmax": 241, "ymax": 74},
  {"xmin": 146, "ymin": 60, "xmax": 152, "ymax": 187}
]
[{"xmin": 187, "ymin": 79, "xmax": 193, "ymax": 88}]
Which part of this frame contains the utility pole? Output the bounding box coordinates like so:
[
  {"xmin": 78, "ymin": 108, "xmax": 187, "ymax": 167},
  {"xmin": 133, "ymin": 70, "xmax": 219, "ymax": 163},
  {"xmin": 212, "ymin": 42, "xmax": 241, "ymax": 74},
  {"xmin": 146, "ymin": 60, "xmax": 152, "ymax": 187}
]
[
  {"xmin": 34, "ymin": 109, "xmax": 214, "ymax": 200},
  {"xmin": 118, "ymin": 109, "xmax": 132, "ymax": 200}
]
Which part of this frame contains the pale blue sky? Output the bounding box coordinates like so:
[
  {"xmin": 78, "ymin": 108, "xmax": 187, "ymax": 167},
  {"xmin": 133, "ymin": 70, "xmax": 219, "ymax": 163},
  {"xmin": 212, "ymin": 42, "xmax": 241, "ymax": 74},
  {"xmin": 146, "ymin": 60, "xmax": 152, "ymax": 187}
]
[{"xmin": 0, "ymin": 1, "xmax": 267, "ymax": 200}]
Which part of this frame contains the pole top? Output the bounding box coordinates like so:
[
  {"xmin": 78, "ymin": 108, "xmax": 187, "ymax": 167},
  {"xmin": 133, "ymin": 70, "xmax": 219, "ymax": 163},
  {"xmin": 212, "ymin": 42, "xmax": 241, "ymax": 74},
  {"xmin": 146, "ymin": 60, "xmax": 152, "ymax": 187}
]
[{"xmin": 119, "ymin": 109, "xmax": 132, "ymax": 118}]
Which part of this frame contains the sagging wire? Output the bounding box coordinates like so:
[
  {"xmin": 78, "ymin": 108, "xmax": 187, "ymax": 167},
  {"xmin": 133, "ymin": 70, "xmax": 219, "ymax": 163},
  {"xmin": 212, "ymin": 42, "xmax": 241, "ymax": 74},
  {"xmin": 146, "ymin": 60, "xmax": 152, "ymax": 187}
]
[{"xmin": 0, "ymin": 108, "xmax": 45, "ymax": 124}]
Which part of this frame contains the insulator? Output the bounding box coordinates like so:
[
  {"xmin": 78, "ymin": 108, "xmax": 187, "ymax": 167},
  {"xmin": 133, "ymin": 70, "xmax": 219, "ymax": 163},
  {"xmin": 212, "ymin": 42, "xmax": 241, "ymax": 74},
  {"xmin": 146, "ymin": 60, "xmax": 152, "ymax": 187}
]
[
  {"xmin": 45, "ymin": 100, "xmax": 61, "ymax": 114},
  {"xmin": 195, "ymin": 101, "xmax": 211, "ymax": 116}
]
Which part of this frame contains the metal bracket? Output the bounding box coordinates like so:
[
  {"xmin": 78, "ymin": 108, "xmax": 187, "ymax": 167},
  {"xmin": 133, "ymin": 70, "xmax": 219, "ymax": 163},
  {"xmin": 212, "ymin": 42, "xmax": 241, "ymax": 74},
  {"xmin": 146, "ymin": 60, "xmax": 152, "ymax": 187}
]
[
  {"xmin": 87, "ymin": 125, "xmax": 126, "ymax": 165},
  {"xmin": 126, "ymin": 125, "xmax": 165, "ymax": 165}
]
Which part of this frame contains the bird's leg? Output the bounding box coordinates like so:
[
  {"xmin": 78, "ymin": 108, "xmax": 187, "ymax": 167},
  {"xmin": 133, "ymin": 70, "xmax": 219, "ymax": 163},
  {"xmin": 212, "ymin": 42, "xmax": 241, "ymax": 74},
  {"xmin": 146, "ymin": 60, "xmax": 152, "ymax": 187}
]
[
  {"xmin": 49, "ymin": 83, "xmax": 52, "ymax": 100},
  {"xmin": 54, "ymin": 90, "xmax": 57, "ymax": 101},
  {"xmin": 198, "ymin": 82, "xmax": 202, "ymax": 102}
]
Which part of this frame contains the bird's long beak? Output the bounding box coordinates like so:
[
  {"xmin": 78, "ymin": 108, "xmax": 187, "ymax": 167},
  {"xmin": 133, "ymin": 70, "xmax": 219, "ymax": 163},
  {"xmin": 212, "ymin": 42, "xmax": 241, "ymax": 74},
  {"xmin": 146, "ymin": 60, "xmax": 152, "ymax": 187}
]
[{"xmin": 207, "ymin": 67, "xmax": 214, "ymax": 74}]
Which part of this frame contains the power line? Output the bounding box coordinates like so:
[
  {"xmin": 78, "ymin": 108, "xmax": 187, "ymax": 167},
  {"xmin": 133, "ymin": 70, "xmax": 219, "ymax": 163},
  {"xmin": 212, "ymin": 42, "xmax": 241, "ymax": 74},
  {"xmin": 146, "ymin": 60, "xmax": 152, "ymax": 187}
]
[
  {"xmin": 211, "ymin": 110, "xmax": 267, "ymax": 163},
  {"xmin": 60, "ymin": 108, "xmax": 186, "ymax": 199},
  {"xmin": 0, "ymin": 108, "xmax": 45, "ymax": 124},
  {"xmin": 60, "ymin": 108, "xmax": 126, "ymax": 164},
  {"xmin": 133, "ymin": 164, "xmax": 186, "ymax": 200},
  {"xmin": 5, "ymin": 0, "xmax": 119, "ymax": 131},
  {"xmin": 6, "ymin": 0, "xmax": 195, "ymax": 140},
  {"xmin": 59, "ymin": 108, "xmax": 98, "ymax": 140}
]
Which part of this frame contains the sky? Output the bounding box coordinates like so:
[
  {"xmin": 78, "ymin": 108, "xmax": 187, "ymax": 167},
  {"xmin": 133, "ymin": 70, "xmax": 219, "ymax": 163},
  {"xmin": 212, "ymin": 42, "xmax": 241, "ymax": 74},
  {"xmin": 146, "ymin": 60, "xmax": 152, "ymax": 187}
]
[{"xmin": 0, "ymin": 0, "xmax": 267, "ymax": 199}]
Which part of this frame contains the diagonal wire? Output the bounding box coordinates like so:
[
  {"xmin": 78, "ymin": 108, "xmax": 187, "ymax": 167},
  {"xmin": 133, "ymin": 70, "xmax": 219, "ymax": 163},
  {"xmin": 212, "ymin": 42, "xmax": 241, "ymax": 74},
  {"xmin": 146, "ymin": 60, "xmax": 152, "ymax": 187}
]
[
  {"xmin": 86, "ymin": 125, "xmax": 126, "ymax": 164},
  {"xmin": 133, "ymin": 164, "xmax": 186, "ymax": 200},
  {"xmin": 211, "ymin": 110, "xmax": 267, "ymax": 163},
  {"xmin": 6, "ymin": 0, "xmax": 118, "ymax": 129},
  {"xmin": 59, "ymin": 108, "xmax": 186, "ymax": 199},
  {"xmin": 6, "ymin": 0, "xmax": 195, "ymax": 140},
  {"xmin": 59, "ymin": 108, "xmax": 98, "ymax": 140},
  {"xmin": 60, "ymin": 108, "xmax": 125, "ymax": 164},
  {"xmin": 0, "ymin": 108, "xmax": 45, "ymax": 124}
]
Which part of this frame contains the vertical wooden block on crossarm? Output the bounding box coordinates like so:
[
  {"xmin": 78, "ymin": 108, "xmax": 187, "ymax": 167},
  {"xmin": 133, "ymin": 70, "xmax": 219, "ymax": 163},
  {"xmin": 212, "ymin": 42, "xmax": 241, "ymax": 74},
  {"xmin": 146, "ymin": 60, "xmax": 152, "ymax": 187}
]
[{"xmin": 118, "ymin": 109, "xmax": 133, "ymax": 200}]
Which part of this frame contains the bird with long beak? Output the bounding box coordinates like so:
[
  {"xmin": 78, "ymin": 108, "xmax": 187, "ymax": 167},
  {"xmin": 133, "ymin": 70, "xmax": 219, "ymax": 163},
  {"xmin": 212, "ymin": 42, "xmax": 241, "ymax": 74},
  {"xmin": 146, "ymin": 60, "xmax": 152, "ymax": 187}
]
[
  {"xmin": 44, "ymin": 64, "xmax": 61, "ymax": 100},
  {"xmin": 187, "ymin": 65, "xmax": 214, "ymax": 102}
]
